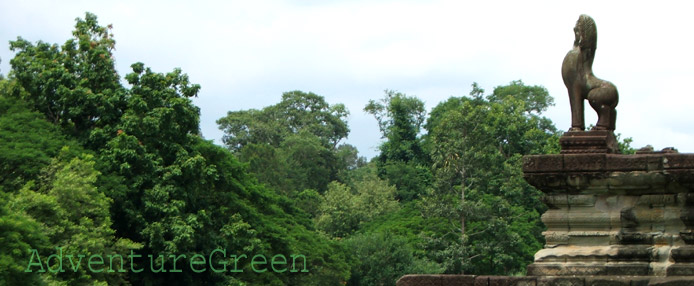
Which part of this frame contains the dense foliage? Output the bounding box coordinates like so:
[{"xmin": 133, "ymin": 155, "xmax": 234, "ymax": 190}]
[
  {"xmin": 217, "ymin": 91, "xmax": 359, "ymax": 194},
  {"xmin": 1, "ymin": 12, "xmax": 638, "ymax": 286},
  {"xmin": 421, "ymin": 82, "xmax": 559, "ymax": 274},
  {"xmin": 1, "ymin": 13, "xmax": 348, "ymax": 286}
]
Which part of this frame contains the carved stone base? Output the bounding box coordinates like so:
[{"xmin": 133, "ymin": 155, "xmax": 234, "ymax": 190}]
[
  {"xmin": 396, "ymin": 275, "xmax": 694, "ymax": 285},
  {"xmin": 523, "ymin": 153, "xmax": 694, "ymax": 278},
  {"xmin": 560, "ymin": 130, "xmax": 619, "ymax": 154},
  {"xmin": 396, "ymin": 153, "xmax": 694, "ymax": 285}
]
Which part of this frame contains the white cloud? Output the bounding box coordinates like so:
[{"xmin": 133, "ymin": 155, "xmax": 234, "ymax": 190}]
[{"xmin": 1, "ymin": 0, "xmax": 693, "ymax": 158}]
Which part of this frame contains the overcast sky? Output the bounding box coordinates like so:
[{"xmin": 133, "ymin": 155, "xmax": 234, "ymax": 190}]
[{"xmin": 2, "ymin": 1, "xmax": 693, "ymax": 159}]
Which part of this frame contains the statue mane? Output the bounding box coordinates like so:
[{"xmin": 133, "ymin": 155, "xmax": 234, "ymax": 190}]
[{"xmin": 577, "ymin": 14, "xmax": 597, "ymax": 50}]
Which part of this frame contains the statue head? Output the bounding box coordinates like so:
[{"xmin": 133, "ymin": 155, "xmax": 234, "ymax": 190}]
[{"xmin": 574, "ymin": 14, "xmax": 597, "ymax": 50}]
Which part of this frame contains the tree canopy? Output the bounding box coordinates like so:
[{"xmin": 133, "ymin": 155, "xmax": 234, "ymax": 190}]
[
  {"xmin": 2, "ymin": 13, "xmax": 349, "ymax": 286},
  {"xmin": 2, "ymin": 11, "xmax": 642, "ymax": 286},
  {"xmin": 218, "ymin": 90, "xmax": 349, "ymax": 152},
  {"xmin": 217, "ymin": 90, "xmax": 360, "ymax": 194},
  {"xmin": 421, "ymin": 81, "xmax": 559, "ymax": 274}
]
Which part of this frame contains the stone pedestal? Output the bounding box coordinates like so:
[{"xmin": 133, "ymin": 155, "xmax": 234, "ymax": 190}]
[
  {"xmin": 396, "ymin": 275, "xmax": 694, "ymax": 285},
  {"xmin": 559, "ymin": 130, "xmax": 619, "ymax": 154},
  {"xmin": 396, "ymin": 133, "xmax": 694, "ymax": 285},
  {"xmin": 523, "ymin": 151, "xmax": 694, "ymax": 278}
]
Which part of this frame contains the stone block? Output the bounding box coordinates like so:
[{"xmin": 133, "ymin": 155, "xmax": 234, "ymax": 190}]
[
  {"xmin": 568, "ymin": 231, "xmax": 611, "ymax": 246},
  {"xmin": 632, "ymin": 208, "xmax": 665, "ymax": 226},
  {"xmin": 524, "ymin": 174, "xmax": 566, "ymax": 192},
  {"xmin": 584, "ymin": 276, "xmax": 631, "ymax": 286},
  {"xmin": 524, "ymin": 155, "xmax": 563, "ymax": 173},
  {"xmin": 605, "ymin": 154, "xmax": 648, "ymax": 171},
  {"xmin": 648, "ymin": 277, "xmax": 694, "ymax": 285},
  {"xmin": 665, "ymin": 263, "xmax": 694, "ymax": 276},
  {"xmin": 544, "ymin": 195, "xmax": 569, "ymax": 209},
  {"xmin": 567, "ymin": 211, "xmax": 611, "ymax": 230},
  {"xmin": 646, "ymin": 156, "xmax": 664, "ymax": 172},
  {"xmin": 527, "ymin": 264, "xmax": 562, "ymax": 276},
  {"xmin": 610, "ymin": 245, "xmax": 655, "ymax": 262},
  {"xmin": 474, "ymin": 276, "xmax": 488, "ymax": 286},
  {"xmin": 563, "ymin": 154, "xmax": 606, "ymax": 172},
  {"xmin": 471, "ymin": 276, "xmax": 538, "ymax": 286},
  {"xmin": 562, "ymin": 264, "xmax": 609, "ymax": 276},
  {"xmin": 615, "ymin": 231, "xmax": 654, "ymax": 245},
  {"xmin": 606, "ymin": 172, "xmax": 666, "ymax": 191},
  {"xmin": 544, "ymin": 231, "xmax": 569, "ymax": 246},
  {"xmin": 630, "ymin": 277, "xmax": 653, "ymax": 286},
  {"xmin": 663, "ymin": 154, "xmax": 694, "ymax": 169},
  {"xmin": 396, "ymin": 274, "xmax": 475, "ymax": 286},
  {"xmin": 537, "ymin": 276, "xmax": 584, "ymax": 286},
  {"xmin": 667, "ymin": 169, "xmax": 694, "ymax": 186},
  {"xmin": 396, "ymin": 274, "xmax": 441, "ymax": 286},
  {"xmin": 569, "ymin": 195, "xmax": 598, "ymax": 206},
  {"xmin": 509, "ymin": 277, "xmax": 537, "ymax": 286},
  {"xmin": 637, "ymin": 195, "xmax": 676, "ymax": 207},
  {"xmin": 566, "ymin": 174, "xmax": 595, "ymax": 190},
  {"xmin": 679, "ymin": 208, "xmax": 694, "ymax": 228},
  {"xmin": 559, "ymin": 131, "xmax": 618, "ymax": 154},
  {"xmin": 541, "ymin": 210, "xmax": 569, "ymax": 229},
  {"xmin": 681, "ymin": 231, "xmax": 694, "ymax": 245},
  {"xmin": 605, "ymin": 263, "xmax": 650, "ymax": 276},
  {"xmin": 441, "ymin": 275, "xmax": 476, "ymax": 286}
]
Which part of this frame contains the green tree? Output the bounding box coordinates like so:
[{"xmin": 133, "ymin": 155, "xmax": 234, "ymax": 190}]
[
  {"xmin": 422, "ymin": 81, "xmax": 558, "ymax": 275},
  {"xmin": 487, "ymin": 79, "xmax": 554, "ymax": 114},
  {"xmin": 365, "ymin": 90, "xmax": 431, "ymax": 201},
  {"xmin": 281, "ymin": 131, "xmax": 337, "ymax": 192},
  {"xmin": 11, "ymin": 150, "xmax": 139, "ymax": 285},
  {"xmin": 317, "ymin": 171, "xmax": 399, "ymax": 238},
  {"xmin": 217, "ymin": 91, "xmax": 353, "ymax": 193},
  {"xmin": 616, "ymin": 133, "xmax": 636, "ymax": 154},
  {"xmin": 8, "ymin": 13, "xmax": 126, "ymax": 148},
  {"xmin": 0, "ymin": 192, "xmax": 47, "ymax": 286},
  {"xmin": 0, "ymin": 82, "xmax": 68, "ymax": 285},
  {"xmin": 0, "ymin": 86, "xmax": 135, "ymax": 284},
  {"xmin": 334, "ymin": 144, "xmax": 367, "ymax": 182},
  {"xmin": 365, "ymin": 90, "xmax": 427, "ymax": 164},
  {"xmin": 317, "ymin": 182, "xmax": 361, "ymax": 238},
  {"xmin": 352, "ymin": 172, "xmax": 400, "ymax": 222},
  {"xmin": 0, "ymin": 87, "xmax": 78, "ymax": 193},
  {"xmin": 344, "ymin": 232, "xmax": 440, "ymax": 286},
  {"xmin": 218, "ymin": 90, "xmax": 349, "ymax": 152},
  {"xmin": 5, "ymin": 13, "xmax": 350, "ymax": 285}
]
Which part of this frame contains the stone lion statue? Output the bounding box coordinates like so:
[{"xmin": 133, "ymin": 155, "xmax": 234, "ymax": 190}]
[{"xmin": 562, "ymin": 14, "xmax": 619, "ymax": 131}]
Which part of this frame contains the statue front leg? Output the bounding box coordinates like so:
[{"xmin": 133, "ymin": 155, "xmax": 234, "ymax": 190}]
[{"xmin": 568, "ymin": 87, "xmax": 585, "ymax": 131}]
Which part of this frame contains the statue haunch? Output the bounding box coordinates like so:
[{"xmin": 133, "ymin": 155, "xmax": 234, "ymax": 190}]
[{"xmin": 562, "ymin": 14, "xmax": 619, "ymax": 131}]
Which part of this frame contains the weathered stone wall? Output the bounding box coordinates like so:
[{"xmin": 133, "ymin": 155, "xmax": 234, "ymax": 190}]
[
  {"xmin": 523, "ymin": 153, "xmax": 694, "ymax": 278},
  {"xmin": 396, "ymin": 152, "xmax": 694, "ymax": 285},
  {"xmin": 396, "ymin": 274, "xmax": 694, "ymax": 285}
]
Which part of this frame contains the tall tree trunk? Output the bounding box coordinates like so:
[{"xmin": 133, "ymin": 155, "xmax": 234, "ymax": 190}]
[
  {"xmin": 460, "ymin": 168, "xmax": 465, "ymax": 240},
  {"xmin": 460, "ymin": 166, "xmax": 466, "ymax": 274}
]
